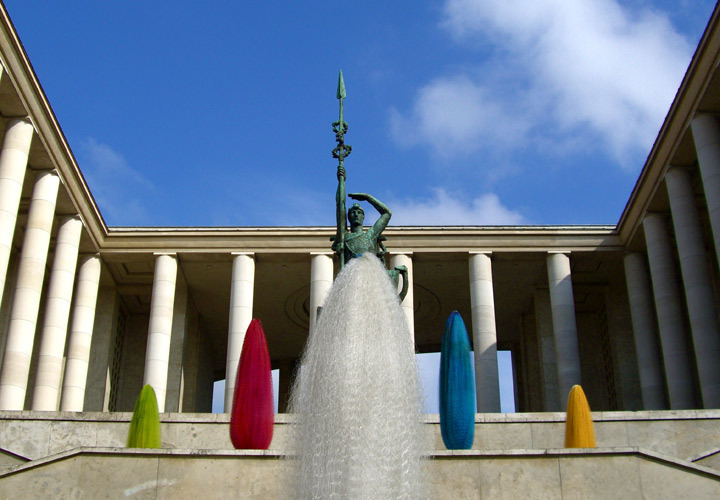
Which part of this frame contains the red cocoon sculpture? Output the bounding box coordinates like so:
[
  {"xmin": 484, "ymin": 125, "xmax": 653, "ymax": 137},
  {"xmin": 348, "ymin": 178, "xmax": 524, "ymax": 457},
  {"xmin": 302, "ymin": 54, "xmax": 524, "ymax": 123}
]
[{"xmin": 230, "ymin": 318, "xmax": 274, "ymax": 449}]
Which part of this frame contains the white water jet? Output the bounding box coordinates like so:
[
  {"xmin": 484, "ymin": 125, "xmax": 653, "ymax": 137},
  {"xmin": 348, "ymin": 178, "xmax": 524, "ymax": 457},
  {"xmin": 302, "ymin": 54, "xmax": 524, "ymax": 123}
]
[{"xmin": 288, "ymin": 253, "xmax": 428, "ymax": 499}]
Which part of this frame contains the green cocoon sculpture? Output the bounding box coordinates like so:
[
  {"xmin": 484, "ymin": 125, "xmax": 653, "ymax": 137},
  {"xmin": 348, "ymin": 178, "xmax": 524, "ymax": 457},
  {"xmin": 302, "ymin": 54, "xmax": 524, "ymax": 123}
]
[
  {"xmin": 127, "ymin": 384, "xmax": 161, "ymax": 448},
  {"xmin": 564, "ymin": 384, "xmax": 596, "ymax": 448}
]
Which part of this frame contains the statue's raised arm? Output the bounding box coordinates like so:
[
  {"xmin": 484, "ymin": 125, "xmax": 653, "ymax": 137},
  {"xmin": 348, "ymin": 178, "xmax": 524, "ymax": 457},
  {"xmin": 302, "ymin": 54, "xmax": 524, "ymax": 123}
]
[
  {"xmin": 348, "ymin": 192, "xmax": 391, "ymax": 242},
  {"xmin": 340, "ymin": 192, "xmax": 391, "ymax": 266}
]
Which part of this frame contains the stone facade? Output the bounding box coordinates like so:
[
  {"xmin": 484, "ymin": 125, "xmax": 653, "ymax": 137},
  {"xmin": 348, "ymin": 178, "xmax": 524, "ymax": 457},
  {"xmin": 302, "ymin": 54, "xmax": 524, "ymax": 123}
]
[{"xmin": 0, "ymin": 0, "xmax": 719, "ymax": 496}]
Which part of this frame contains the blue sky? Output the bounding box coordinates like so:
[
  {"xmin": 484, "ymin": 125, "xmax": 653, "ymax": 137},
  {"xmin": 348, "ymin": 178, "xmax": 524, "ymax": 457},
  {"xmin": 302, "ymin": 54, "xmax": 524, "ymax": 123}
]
[
  {"xmin": 4, "ymin": 0, "xmax": 716, "ymax": 228},
  {"xmin": 213, "ymin": 351, "xmax": 515, "ymax": 414}
]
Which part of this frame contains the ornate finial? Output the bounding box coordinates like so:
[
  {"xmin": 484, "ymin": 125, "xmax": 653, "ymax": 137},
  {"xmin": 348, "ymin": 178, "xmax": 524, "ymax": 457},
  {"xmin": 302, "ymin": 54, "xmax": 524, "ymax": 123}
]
[
  {"xmin": 337, "ymin": 70, "xmax": 346, "ymax": 99},
  {"xmin": 332, "ymin": 70, "xmax": 352, "ymax": 165}
]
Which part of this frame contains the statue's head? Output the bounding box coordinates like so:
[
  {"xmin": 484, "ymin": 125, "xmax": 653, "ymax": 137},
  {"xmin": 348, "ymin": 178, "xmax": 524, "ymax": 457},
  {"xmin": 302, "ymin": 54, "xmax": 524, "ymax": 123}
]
[{"xmin": 348, "ymin": 203, "xmax": 365, "ymax": 226}]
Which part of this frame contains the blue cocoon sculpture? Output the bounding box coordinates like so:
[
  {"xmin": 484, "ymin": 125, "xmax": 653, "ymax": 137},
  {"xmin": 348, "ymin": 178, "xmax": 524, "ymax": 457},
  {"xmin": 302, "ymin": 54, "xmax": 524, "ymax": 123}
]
[{"xmin": 439, "ymin": 311, "xmax": 475, "ymax": 449}]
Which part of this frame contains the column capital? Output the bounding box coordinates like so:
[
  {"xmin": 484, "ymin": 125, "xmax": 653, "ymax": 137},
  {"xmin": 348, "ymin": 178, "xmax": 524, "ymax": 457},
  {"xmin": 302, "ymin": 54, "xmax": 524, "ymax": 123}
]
[
  {"xmin": 389, "ymin": 251, "xmax": 414, "ymax": 257},
  {"xmin": 665, "ymin": 165, "xmax": 693, "ymax": 185},
  {"xmin": 469, "ymin": 251, "xmax": 492, "ymax": 256},
  {"xmin": 231, "ymin": 251, "xmax": 254, "ymax": 257},
  {"xmin": 310, "ymin": 251, "xmax": 333, "ymax": 257},
  {"xmin": 692, "ymin": 111, "xmax": 717, "ymax": 123},
  {"xmin": 6, "ymin": 116, "xmax": 32, "ymax": 127},
  {"xmin": 547, "ymin": 250, "xmax": 571, "ymax": 255},
  {"xmin": 666, "ymin": 163, "xmax": 687, "ymax": 171},
  {"xmin": 33, "ymin": 167, "xmax": 58, "ymax": 174},
  {"xmin": 153, "ymin": 252, "xmax": 177, "ymax": 257},
  {"xmin": 34, "ymin": 168, "xmax": 58, "ymax": 178},
  {"xmin": 643, "ymin": 212, "xmax": 669, "ymax": 226},
  {"xmin": 623, "ymin": 250, "xmax": 647, "ymax": 261},
  {"xmin": 31, "ymin": 168, "xmax": 62, "ymax": 189},
  {"xmin": 58, "ymin": 214, "xmax": 81, "ymax": 223}
]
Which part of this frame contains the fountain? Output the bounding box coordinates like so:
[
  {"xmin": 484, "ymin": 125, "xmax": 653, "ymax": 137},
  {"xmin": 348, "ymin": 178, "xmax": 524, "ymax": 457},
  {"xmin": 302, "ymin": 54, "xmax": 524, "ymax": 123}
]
[
  {"xmin": 288, "ymin": 253, "xmax": 427, "ymax": 499},
  {"xmin": 286, "ymin": 73, "xmax": 428, "ymax": 499}
]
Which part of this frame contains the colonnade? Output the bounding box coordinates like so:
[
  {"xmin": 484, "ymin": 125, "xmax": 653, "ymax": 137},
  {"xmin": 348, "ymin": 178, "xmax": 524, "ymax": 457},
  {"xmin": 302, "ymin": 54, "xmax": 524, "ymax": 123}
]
[
  {"xmin": 0, "ymin": 110, "xmax": 589, "ymax": 413},
  {"xmin": 210, "ymin": 249, "xmax": 585, "ymax": 413},
  {"xmin": 3, "ymin": 110, "xmax": 720, "ymax": 413},
  {"xmin": 624, "ymin": 114, "xmax": 720, "ymax": 410},
  {"xmin": 0, "ymin": 115, "xmax": 105, "ymax": 412},
  {"xmin": 0, "ymin": 116, "xmax": 616, "ymax": 414}
]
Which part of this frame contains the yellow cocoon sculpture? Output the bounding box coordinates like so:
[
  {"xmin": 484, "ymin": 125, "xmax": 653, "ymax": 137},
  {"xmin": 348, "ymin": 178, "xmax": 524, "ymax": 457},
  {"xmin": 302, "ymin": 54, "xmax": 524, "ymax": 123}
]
[{"xmin": 564, "ymin": 385, "xmax": 596, "ymax": 448}]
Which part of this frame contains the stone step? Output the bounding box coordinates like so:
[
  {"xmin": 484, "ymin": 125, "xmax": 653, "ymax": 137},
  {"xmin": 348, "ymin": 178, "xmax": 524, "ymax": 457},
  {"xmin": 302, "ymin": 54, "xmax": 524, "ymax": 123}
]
[{"xmin": 1, "ymin": 446, "xmax": 719, "ymax": 499}]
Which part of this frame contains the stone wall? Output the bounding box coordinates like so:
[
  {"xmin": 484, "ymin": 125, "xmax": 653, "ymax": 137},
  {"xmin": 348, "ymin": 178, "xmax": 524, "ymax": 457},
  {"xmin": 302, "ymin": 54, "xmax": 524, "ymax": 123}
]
[{"xmin": 0, "ymin": 410, "xmax": 719, "ymax": 464}]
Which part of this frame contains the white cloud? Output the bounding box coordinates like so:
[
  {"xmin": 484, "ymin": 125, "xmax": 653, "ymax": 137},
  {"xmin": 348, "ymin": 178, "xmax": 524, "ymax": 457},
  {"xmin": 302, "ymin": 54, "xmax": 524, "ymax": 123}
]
[
  {"xmin": 388, "ymin": 188, "xmax": 525, "ymax": 225},
  {"xmin": 389, "ymin": 75, "xmax": 529, "ymax": 157},
  {"xmin": 393, "ymin": 0, "xmax": 693, "ymax": 167},
  {"xmin": 79, "ymin": 138, "xmax": 155, "ymax": 225}
]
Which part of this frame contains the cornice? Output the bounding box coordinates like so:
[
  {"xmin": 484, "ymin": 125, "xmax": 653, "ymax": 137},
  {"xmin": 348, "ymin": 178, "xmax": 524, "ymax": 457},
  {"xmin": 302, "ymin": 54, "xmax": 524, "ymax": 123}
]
[{"xmin": 99, "ymin": 225, "xmax": 622, "ymax": 256}]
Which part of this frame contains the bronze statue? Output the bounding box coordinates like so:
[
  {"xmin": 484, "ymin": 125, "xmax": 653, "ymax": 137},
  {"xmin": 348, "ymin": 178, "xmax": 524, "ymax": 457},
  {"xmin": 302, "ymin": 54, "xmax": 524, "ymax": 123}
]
[
  {"xmin": 330, "ymin": 72, "xmax": 408, "ymax": 300},
  {"xmin": 333, "ymin": 166, "xmax": 392, "ymax": 263}
]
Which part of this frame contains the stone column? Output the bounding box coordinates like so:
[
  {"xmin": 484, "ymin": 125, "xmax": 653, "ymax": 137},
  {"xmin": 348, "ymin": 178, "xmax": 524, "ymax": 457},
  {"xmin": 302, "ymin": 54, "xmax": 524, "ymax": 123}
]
[
  {"xmin": 642, "ymin": 214, "xmax": 695, "ymax": 409},
  {"xmin": 143, "ymin": 253, "xmax": 178, "ymax": 413},
  {"xmin": 180, "ymin": 305, "xmax": 200, "ymax": 413},
  {"xmin": 0, "ymin": 170, "xmax": 60, "ymax": 410},
  {"xmin": 84, "ymin": 283, "xmax": 119, "ymax": 411},
  {"xmin": 534, "ymin": 289, "xmax": 560, "ymax": 411},
  {"xmin": 0, "ymin": 118, "xmax": 34, "ymax": 307},
  {"xmin": 309, "ymin": 252, "xmax": 333, "ymax": 334},
  {"xmin": 546, "ymin": 252, "xmax": 582, "ymax": 407},
  {"xmin": 32, "ymin": 215, "xmax": 83, "ymax": 411},
  {"xmin": 692, "ymin": 114, "xmax": 720, "ymax": 269},
  {"xmin": 59, "ymin": 254, "xmax": 102, "ymax": 411},
  {"xmin": 0, "ymin": 253, "xmax": 19, "ymax": 366},
  {"xmin": 165, "ymin": 272, "xmax": 188, "ymax": 413},
  {"xmin": 623, "ymin": 252, "xmax": 666, "ymax": 410},
  {"xmin": 522, "ymin": 311, "xmax": 544, "ymax": 412},
  {"xmin": 224, "ymin": 252, "xmax": 254, "ymax": 412},
  {"xmin": 468, "ymin": 252, "xmax": 500, "ymax": 412},
  {"xmin": 389, "ymin": 252, "xmax": 414, "ymax": 340},
  {"xmin": 666, "ymin": 167, "xmax": 720, "ymax": 407}
]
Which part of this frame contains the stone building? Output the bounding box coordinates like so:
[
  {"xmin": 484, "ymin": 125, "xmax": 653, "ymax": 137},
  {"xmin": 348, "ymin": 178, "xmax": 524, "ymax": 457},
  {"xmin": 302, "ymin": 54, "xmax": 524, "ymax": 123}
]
[{"xmin": 1, "ymin": 2, "xmax": 720, "ymax": 497}]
